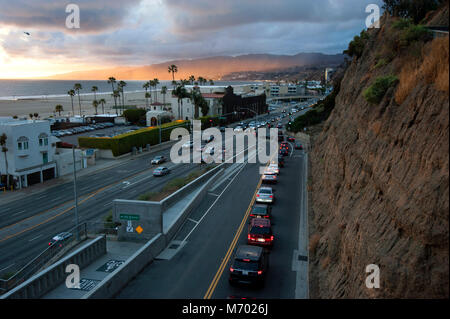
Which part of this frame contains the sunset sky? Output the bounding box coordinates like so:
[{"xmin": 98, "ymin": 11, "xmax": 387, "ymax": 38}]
[{"xmin": 0, "ymin": 0, "xmax": 383, "ymax": 79}]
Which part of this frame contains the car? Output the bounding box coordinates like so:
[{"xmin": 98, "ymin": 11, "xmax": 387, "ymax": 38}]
[
  {"xmin": 153, "ymin": 166, "xmax": 170, "ymax": 176},
  {"xmin": 247, "ymin": 218, "xmax": 274, "ymax": 247},
  {"xmin": 278, "ymin": 135, "xmax": 284, "ymax": 142},
  {"xmin": 295, "ymin": 142, "xmax": 303, "ymax": 150},
  {"xmin": 277, "ymin": 124, "xmax": 283, "ymax": 129},
  {"xmin": 268, "ymin": 163, "xmax": 279, "ymax": 174},
  {"xmin": 151, "ymin": 155, "xmax": 166, "ymax": 165},
  {"xmin": 279, "ymin": 148, "xmax": 288, "ymax": 157},
  {"xmin": 256, "ymin": 187, "xmax": 275, "ymax": 204},
  {"xmin": 280, "ymin": 142, "xmax": 289, "ymax": 150},
  {"xmin": 277, "ymin": 156, "xmax": 285, "ymax": 167},
  {"xmin": 49, "ymin": 232, "xmax": 73, "ymax": 247},
  {"xmin": 182, "ymin": 140, "xmax": 194, "ymax": 149},
  {"xmin": 229, "ymin": 245, "xmax": 269, "ymax": 287},
  {"xmin": 287, "ymin": 136, "xmax": 295, "ymax": 142},
  {"xmin": 249, "ymin": 203, "xmax": 272, "ymax": 219},
  {"xmin": 262, "ymin": 170, "xmax": 277, "ymax": 184},
  {"xmin": 234, "ymin": 126, "xmax": 243, "ymax": 133}
]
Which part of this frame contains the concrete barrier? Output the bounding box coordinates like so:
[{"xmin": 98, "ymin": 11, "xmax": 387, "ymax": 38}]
[
  {"xmin": 97, "ymin": 139, "xmax": 178, "ymax": 160},
  {"xmin": 82, "ymin": 234, "xmax": 165, "ymax": 299},
  {"xmin": 1, "ymin": 236, "xmax": 106, "ymax": 299}
]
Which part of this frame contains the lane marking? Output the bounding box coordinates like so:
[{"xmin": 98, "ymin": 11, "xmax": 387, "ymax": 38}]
[
  {"xmin": 12, "ymin": 210, "xmax": 26, "ymax": 216},
  {"xmin": 28, "ymin": 234, "xmax": 43, "ymax": 242},
  {"xmin": 187, "ymin": 218, "xmax": 199, "ymax": 224},
  {"xmin": 0, "ymin": 263, "xmax": 15, "ymax": 272}
]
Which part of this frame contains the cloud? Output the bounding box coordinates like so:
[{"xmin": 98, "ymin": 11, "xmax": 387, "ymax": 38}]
[{"xmin": 0, "ymin": 0, "xmax": 142, "ymax": 33}]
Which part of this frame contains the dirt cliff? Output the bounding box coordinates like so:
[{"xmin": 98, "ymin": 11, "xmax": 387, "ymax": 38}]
[{"xmin": 308, "ymin": 12, "xmax": 449, "ymax": 298}]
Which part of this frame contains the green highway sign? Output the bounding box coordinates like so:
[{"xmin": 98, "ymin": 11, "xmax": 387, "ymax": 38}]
[{"xmin": 119, "ymin": 214, "xmax": 140, "ymax": 221}]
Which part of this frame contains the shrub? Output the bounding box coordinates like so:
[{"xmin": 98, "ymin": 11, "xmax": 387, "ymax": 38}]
[
  {"xmin": 123, "ymin": 108, "xmax": 146, "ymax": 124},
  {"xmin": 399, "ymin": 24, "xmax": 432, "ymax": 48},
  {"xmin": 382, "ymin": 0, "xmax": 441, "ymax": 24},
  {"xmin": 344, "ymin": 31, "xmax": 369, "ymax": 58},
  {"xmin": 363, "ymin": 75, "xmax": 399, "ymax": 104},
  {"xmin": 374, "ymin": 58, "xmax": 389, "ymax": 69},
  {"xmin": 79, "ymin": 120, "xmax": 190, "ymax": 156}
]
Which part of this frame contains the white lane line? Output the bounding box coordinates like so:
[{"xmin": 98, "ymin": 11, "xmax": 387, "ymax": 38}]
[
  {"xmin": 208, "ymin": 192, "xmax": 220, "ymax": 197},
  {"xmin": 28, "ymin": 234, "xmax": 43, "ymax": 242},
  {"xmin": 36, "ymin": 194, "xmax": 47, "ymax": 199},
  {"xmin": 187, "ymin": 218, "xmax": 199, "ymax": 224},
  {"xmin": 104, "ymin": 202, "xmax": 112, "ymax": 207},
  {"xmin": 50, "ymin": 197, "xmax": 61, "ymax": 202},
  {"xmin": 12, "ymin": 210, "xmax": 26, "ymax": 216},
  {"xmin": 0, "ymin": 263, "xmax": 15, "ymax": 272}
]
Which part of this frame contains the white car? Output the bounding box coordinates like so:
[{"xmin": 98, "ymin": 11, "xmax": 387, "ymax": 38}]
[
  {"xmin": 267, "ymin": 164, "xmax": 280, "ymax": 174},
  {"xmin": 182, "ymin": 140, "xmax": 194, "ymax": 149},
  {"xmin": 234, "ymin": 126, "xmax": 243, "ymax": 132}
]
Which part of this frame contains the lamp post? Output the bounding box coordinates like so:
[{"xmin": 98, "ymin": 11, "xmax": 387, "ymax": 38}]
[{"xmin": 72, "ymin": 146, "xmax": 79, "ymax": 240}]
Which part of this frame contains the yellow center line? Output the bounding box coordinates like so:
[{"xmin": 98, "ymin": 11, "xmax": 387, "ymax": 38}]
[{"xmin": 204, "ymin": 155, "xmax": 274, "ymax": 299}]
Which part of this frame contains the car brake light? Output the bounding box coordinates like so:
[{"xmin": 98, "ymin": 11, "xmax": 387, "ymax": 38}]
[
  {"xmin": 257, "ymin": 270, "xmax": 263, "ymax": 275},
  {"xmin": 48, "ymin": 242, "xmax": 52, "ymax": 246},
  {"xmin": 269, "ymin": 195, "xmax": 273, "ymax": 198},
  {"xmin": 230, "ymin": 267, "xmax": 234, "ymax": 272},
  {"xmin": 264, "ymin": 215, "xmax": 269, "ymax": 218},
  {"xmin": 256, "ymin": 194, "xmax": 260, "ymax": 197},
  {"xmin": 247, "ymin": 234, "xmax": 251, "ymax": 240},
  {"xmin": 271, "ymin": 235, "xmax": 274, "ymax": 241},
  {"xmin": 243, "ymin": 259, "xmax": 250, "ymax": 262}
]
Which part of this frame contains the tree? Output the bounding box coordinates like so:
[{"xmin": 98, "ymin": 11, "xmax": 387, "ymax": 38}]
[
  {"xmin": 153, "ymin": 78, "xmax": 160, "ymax": 102},
  {"xmin": 118, "ymin": 80, "xmax": 127, "ymax": 114},
  {"xmin": 55, "ymin": 104, "xmax": 64, "ymax": 116},
  {"xmin": 145, "ymin": 92, "xmax": 151, "ymax": 109},
  {"xmin": 189, "ymin": 75, "xmax": 195, "ymax": 85},
  {"xmin": 0, "ymin": 133, "xmax": 9, "ymax": 187},
  {"xmin": 107, "ymin": 77, "xmax": 117, "ymax": 113},
  {"xmin": 382, "ymin": 0, "xmax": 441, "ymax": 23},
  {"xmin": 172, "ymin": 85, "xmax": 189, "ymax": 119},
  {"xmin": 168, "ymin": 64, "xmax": 178, "ymax": 83},
  {"xmin": 33, "ymin": 113, "xmax": 39, "ymax": 119},
  {"xmin": 98, "ymin": 98, "xmax": 106, "ymax": 114},
  {"xmin": 111, "ymin": 90, "xmax": 120, "ymax": 115},
  {"xmin": 209, "ymin": 79, "xmax": 214, "ymax": 85},
  {"xmin": 161, "ymin": 86, "xmax": 167, "ymax": 107},
  {"xmin": 67, "ymin": 89, "xmax": 75, "ymax": 116},
  {"xmin": 92, "ymin": 100, "xmax": 99, "ymax": 115},
  {"xmin": 91, "ymin": 86, "xmax": 98, "ymax": 101},
  {"xmin": 143, "ymin": 81, "xmax": 150, "ymax": 107},
  {"xmin": 73, "ymin": 83, "xmax": 82, "ymax": 116}
]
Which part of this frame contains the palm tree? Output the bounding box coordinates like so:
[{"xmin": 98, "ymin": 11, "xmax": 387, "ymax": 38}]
[
  {"xmin": 107, "ymin": 77, "xmax": 117, "ymax": 112},
  {"xmin": 118, "ymin": 80, "xmax": 127, "ymax": 114},
  {"xmin": 73, "ymin": 83, "xmax": 82, "ymax": 116},
  {"xmin": 0, "ymin": 133, "xmax": 9, "ymax": 188},
  {"xmin": 55, "ymin": 104, "xmax": 64, "ymax": 116},
  {"xmin": 153, "ymin": 78, "xmax": 160, "ymax": 103},
  {"xmin": 168, "ymin": 64, "xmax": 178, "ymax": 84},
  {"xmin": 91, "ymin": 85, "xmax": 98, "ymax": 101},
  {"xmin": 172, "ymin": 85, "xmax": 188, "ymax": 119},
  {"xmin": 209, "ymin": 79, "xmax": 214, "ymax": 85},
  {"xmin": 98, "ymin": 98, "xmax": 106, "ymax": 114},
  {"xmin": 145, "ymin": 92, "xmax": 151, "ymax": 109},
  {"xmin": 189, "ymin": 75, "xmax": 195, "ymax": 85},
  {"xmin": 111, "ymin": 90, "xmax": 120, "ymax": 115},
  {"xmin": 67, "ymin": 89, "xmax": 75, "ymax": 116},
  {"xmin": 92, "ymin": 100, "xmax": 99, "ymax": 115},
  {"xmin": 143, "ymin": 81, "xmax": 150, "ymax": 107},
  {"xmin": 161, "ymin": 86, "xmax": 167, "ymax": 108}
]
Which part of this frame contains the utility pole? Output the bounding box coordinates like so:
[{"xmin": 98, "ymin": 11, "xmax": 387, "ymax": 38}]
[
  {"xmin": 158, "ymin": 115, "xmax": 162, "ymax": 145},
  {"xmin": 72, "ymin": 146, "xmax": 80, "ymax": 240}
]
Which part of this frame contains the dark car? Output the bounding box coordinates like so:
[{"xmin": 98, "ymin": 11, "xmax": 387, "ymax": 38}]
[
  {"xmin": 247, "ymin": 218, "xmax": 274, "ymax": 247},
  {"xmin": 279, "ymin": 148, "xmax": 288, "ymax": 157},
  {"xmin": 151, "ymin": 155, "xmax": 166, "ymax": 165},
  {"xmin": 277, "ymin": 156, "xmax": 285, "ymax": 167},
  {"xmin": 277, "ymin": 124, "xmax": 283, "ymax": 129},
  {"xmin": 287, "ymin": 136, "xmax": 295, "ymax": 142},
  {"xmin": 229, "ymin": 245, "xmax": 269, "ymax": 287},
  {"xmin": 295, "ymin": 142, "xmax": 303, "ymax": 150},
  {"xmin": 280, "ymin": 142, "xmax": 289, "ymax": 151},
  {"xmin": 249, "ymin": 204, "xmax": 272, "ymax": 219},
  {"xmin": 278, "ymin": 135, "xmax": 284, "ymax": 142},
  {"xmin": 153, "ymin": 166, "xmax": 170, "ymax": 176},
  {"xmin": 49, "ymin": 232, "xmax": 73, "ymax": 247}
]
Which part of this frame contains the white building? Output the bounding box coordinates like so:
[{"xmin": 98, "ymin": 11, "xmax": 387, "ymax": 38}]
[{"xmin": 0, "ymin": 118, "xmax": 57, "ymax": 189}]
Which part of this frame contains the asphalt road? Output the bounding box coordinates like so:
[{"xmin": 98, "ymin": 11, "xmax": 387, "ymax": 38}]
[{"xmin": 116, "ymin": 104, "xmax": 309, "ymax": 299}]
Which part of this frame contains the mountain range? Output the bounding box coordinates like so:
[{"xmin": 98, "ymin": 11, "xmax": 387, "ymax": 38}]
[{"xmin": 46, "ymin": 52, "xmax": 345, "ymax": 80}]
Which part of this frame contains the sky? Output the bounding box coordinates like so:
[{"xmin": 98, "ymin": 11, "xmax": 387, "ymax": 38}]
[{"xmin": 0, "ymin": 0, "xmax": 383, "ymax": 79}]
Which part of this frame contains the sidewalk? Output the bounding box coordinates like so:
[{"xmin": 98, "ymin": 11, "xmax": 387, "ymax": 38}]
[
  {"xmin": 0, "ymin": 139, "xmax": 177, "ymax": 206},
  {"xmin": 41, "ymin": 239, "xmax": 143, "ymax": 299}
]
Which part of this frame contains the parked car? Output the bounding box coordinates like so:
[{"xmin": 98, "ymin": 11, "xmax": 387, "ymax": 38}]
[
  {"xmin": 153, "ymin": 166, "xmax": 170, "ymax": 176},
  {"xmin": 49, "ymin": 232, "xmax": 73, "ymax": 247},
  {"xmin": 151, "ymin": 155, "xmax": 166, "ymax": 165},
  {"xmin": 249, "ymin": 204, "xmax": 272, "ymax": 219},
  {"xmin": 247, "ymin": 218, "xmax": 274, "ymax": 247},
  {"xmin": 229, "ymin": 245, "xmax": 269, "ymax": 287},
  {"xmin": 256, "ymin": 187, "xmax": 275, "ymax": 204}
]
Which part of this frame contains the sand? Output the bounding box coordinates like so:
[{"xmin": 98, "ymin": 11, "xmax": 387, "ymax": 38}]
[{"xmin": 0, "ymin": 91, "xmax": 157, "ymax": 118}]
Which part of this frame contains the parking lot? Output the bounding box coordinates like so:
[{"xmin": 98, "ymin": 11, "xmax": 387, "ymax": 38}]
[{"xmin": 54, "ymin": 124, "xmax": 142, "ymax": 146}]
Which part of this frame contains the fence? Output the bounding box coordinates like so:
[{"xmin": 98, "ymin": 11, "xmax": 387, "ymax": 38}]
[{"xmin": 0, "ymin": 223, "xmax": 87, "ymax": 294}]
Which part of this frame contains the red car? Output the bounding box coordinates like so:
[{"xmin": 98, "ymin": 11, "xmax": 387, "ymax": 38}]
[
  {"xmin": 247, "ymin": 218, "xmax": 274, "ymax": 247},
  {"xmin": 287, "ymin": 136, "xmax": 295, "ymax": 142}
]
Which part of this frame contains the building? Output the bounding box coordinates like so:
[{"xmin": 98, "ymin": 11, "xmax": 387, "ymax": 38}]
[
  {"xmin": 325, "ymin": 68, "xmax": 335, "ymax": 83},
  {"xmin": 0, "ymin": 118, "xmax": 57, "ymax": 189},
  {"xmin": 221, "ymin": 86, "xmax": 267, "ymax": 121}
]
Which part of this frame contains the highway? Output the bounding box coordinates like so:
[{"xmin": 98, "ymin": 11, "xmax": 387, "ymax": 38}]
[
  {"xmin": 0, "ymin": 100, "xmax": 311, "ymax": 292},
  {"xmin": 116, "ymin": 103, "xmax": 310, "ymax": 299}
]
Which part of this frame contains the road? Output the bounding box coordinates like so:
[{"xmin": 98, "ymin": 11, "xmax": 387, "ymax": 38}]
[
  {"xmin": 0, "ymin": 100, "xmax": 311, "ymax": 285},
  {"xmin": 116, "ymin": 104, "xmax": 310, "ymax": 299}
]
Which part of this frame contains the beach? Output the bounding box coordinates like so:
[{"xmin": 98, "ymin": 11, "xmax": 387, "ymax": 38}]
[{"xmin": 0, "ymin": 91, "xmax": 154, "ymax": 118}]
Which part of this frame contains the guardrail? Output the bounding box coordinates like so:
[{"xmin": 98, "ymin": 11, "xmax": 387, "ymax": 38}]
[{"xmin": 0, "ymin": 223, "xmax": 87, "ymax": 294}]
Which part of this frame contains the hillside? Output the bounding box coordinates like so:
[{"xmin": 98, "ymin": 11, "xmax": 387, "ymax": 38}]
[
  {"xmin": 45, "ymin": 52, "xmax": 344, "ymax": 80},
  {"xmin": 307, "ymin": 7, "xmax": 449, "ymax": 298}
]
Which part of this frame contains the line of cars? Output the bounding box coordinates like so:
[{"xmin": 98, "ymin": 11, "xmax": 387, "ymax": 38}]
[
  {"xmin": 228, "ymin": 132, "xmax": 304, "ymax": 288},
  {"xmin": 51, "ymin": 122, "xmax": 114, "ymax": 137}
]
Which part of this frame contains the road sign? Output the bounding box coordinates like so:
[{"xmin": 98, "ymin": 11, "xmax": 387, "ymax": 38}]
[
  {"xmin": 69, "ymin": 278, "xmax": 100, "ymax": 291},
  {"xmin": 126, "ymin": 220, "xmax": 134, "ymax": 232},
  {"xmin": 120, "ymin": 214, "xmax": 140, "ymax": 221},
  {"xmin": 96, "ymin": 260, "xmax": 125, "ymax": 273},
  {"xmin": 136, "ymin": 225, "xmax": 143, "ymax": 234}
]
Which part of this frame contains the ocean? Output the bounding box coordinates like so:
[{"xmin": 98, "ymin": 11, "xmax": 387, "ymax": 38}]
[{"xmin": 0, "ymin": 79, "xmax": 259, "ymax": 100}]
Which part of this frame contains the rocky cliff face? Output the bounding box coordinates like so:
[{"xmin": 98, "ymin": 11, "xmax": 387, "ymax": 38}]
[{"xmin": 308, "ymin": 13, "xmax": 449, "ymax": 298}]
